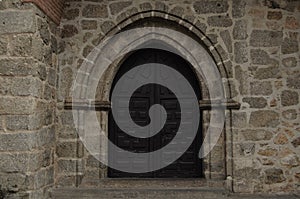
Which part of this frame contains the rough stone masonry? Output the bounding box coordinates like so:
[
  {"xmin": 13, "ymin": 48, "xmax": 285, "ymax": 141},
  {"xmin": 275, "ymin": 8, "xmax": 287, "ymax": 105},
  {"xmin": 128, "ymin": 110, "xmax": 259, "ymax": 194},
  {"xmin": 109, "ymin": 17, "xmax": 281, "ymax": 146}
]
[{"xmin": 0, "ymin": 0, "xmax": 299, "ymax": 198}]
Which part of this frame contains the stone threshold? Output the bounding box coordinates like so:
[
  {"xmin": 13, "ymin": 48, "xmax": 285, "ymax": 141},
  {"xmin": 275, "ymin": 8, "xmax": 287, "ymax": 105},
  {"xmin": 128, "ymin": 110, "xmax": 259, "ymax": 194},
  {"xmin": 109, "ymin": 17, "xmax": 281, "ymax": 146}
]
[{"xmin": 79, "ymin": 178, "xmax": 225, "ymax": 189}]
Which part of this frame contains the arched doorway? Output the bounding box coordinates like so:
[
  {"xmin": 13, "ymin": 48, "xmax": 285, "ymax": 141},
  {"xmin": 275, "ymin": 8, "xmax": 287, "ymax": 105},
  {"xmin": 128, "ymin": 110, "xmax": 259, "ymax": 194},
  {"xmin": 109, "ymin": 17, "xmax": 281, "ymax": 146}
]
[{"xmin": 108, "ymin": 48, "xmax": 203, "ymax": 178}]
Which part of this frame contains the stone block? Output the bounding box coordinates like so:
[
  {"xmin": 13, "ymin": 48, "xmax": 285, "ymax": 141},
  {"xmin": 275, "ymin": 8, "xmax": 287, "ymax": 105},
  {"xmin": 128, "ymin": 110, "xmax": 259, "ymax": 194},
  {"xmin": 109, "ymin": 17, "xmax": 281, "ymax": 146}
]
[
  {"xmin": 63, "ymin": 8, "xmax": 80, "ymax": 20},
  {"xmin": 61, "ymin": 25, "xmax": 78, "ymax": 38},
  {"xmin": 267, "ymin": 11, "xmax": 282, "ymax": 20},
  {"xmin": 250, "ymin": 30, "xmax": 283, "ymax": 47},
  {"xmin": 250, "ymin": 81, "xmax": 272, "ymax": 95},
  {"xmin": 231, "ymin": 112, "xmax": 247, "ymax": 128},
  {"xmin": 0, "ymin": 58, "xmax": 38, "ymax": 76},
  {"xmin": 56, "ymin": 141, "xmax": 83, "ymax": 158},
  {"xmin": 220, "ymin": 30, "xmax": 232, "ymax": 53},
  {"xmin": 242, "ymin": 97, "xmax": 267, "ymax": 108},
  {"xmin": 0, "ymin": 35, "xmax": 8, "ymax": 55},
  {"xmin": 254, "ymin": 66, "xmax": 280, "ymax": 80},
  {"xmin": 281, "ymin": 90, "xmax": 299, "ymax": 106},
  {"xmin": 0, "ymin": 97, "xmax": 36, "ymax": 115},
  {"xmin": 139, "ymin": 2, "xmax": 152, "ymax": 11},
  {"xmin": 207, "ymin": 15, "xmax": 232, "ymax": 27},
  {"xmin": 37, "ymin": 17, "xmax": 50, "ymax": 45},
  {"xmin": 6, "ymin": 114, "xmax": 41, "ymax": 131},
  {"xmin": 274, "ymin": 132, "xmax": 288, "ymax": 145},
  {"xmin": 8, "ymin": 34, "xmax": 32, "ymax": 57},
  {"xmin": 37, "ymin": 126, "xmax": 55, "ymax": 149},
  {"xmin": 282, "ymin": 57, "xmax": 297, "ymax": 68},
  {"xmin": 81, "ymin": 20, "xmax": 97, "ymax": 30},
  {"xmin": 234, "ymin": 42, "xmax": 248, "ymax": 64},
  {"xmin": 282, "ymin": 109, "xmax": 297, "ymax": 120},
  {"xmin": 249, "ymin": 110, "xmax": 279, "ymax": 127},
  {"xmin": 0, "ymin": 132, "xmax": 37, "ymax": 151},
  {"xmin": 234, "ymin": 167, "xmax": 261, "ymax": 179},
  {"xmin": 287, "ymin": 72, "xmax": 300, "ymax": 89},
  {"xmin": 100, "ymin": 21, "xmax": 115, "ymax": 34},
  {"xmin": 232, "ymin": 0, "xmax": 246, "ymax": 18},
  {"xmin": 281, "ymin": 38, "xmax": 299, "ymax": 54},
  {"xmin": 291, "ymin": 137, "xmax": 300, "ymax": 148},
  {"xmin": 240, "ymin": 129, "xmax": 273, "ymax": 141},
  {"xmin": 265, "ymin": 168, "xmax": 286, "ymax": 184},
  {"xmin": 109, "ymin": 1, "xmax": 132, "ymax": 15},
  {"xmin": 0, "ymin": 173, "xmax": 31, "ymax": 193},
  {"xmin": 0, "ymin": 10, "xmax": 36, "ymax": 34},
  {"xmin": 233, "ymin": 20, "xmax": 248, "ymax": 40},
  {"xmin": 193, "ymin": 0, "xmax": 229, "ymax": 14},
  {"xmin": 82, "ymin": 4, "xmax": 108, "ymax": 18},
  {"xmin": 258, "ymin": 147, "xmax": 278, "ymax": 156},
  {"xmin": 250, "ymin": 49, "xmax": 277, "ymax": 65},
  {"xmin": 58, "ymin": 159, "xmax": 84, "ymax": 173},
  {"xmin": 285, "ymin": 16, "xmax": 299, "ymax": 30}
]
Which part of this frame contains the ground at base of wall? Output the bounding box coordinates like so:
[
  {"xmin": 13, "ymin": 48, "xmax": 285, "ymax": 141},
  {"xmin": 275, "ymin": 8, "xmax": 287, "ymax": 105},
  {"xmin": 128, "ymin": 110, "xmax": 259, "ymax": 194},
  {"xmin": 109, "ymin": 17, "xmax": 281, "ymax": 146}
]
[{"xmin": 50, "ymin": 187, "xmax": 300, "ymax": 199}]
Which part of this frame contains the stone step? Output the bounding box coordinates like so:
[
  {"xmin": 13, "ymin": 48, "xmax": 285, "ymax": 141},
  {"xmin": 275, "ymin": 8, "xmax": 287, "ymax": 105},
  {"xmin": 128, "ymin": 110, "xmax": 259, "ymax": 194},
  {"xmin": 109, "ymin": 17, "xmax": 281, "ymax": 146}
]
[
  {"xmin": 79, "ymin": 178, "xmax": 225, "ymax": 189},
  {"xmin": 50, "ymin": 187, "xmax": 228, "ymax": 199}
]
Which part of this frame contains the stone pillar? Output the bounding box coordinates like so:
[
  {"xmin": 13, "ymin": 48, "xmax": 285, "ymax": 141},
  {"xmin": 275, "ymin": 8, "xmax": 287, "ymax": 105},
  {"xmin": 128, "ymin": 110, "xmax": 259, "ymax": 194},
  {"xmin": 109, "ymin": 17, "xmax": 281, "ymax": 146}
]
[{"xmin": 0, "ymin": 1, "xmax": 58, "ymax": 198}]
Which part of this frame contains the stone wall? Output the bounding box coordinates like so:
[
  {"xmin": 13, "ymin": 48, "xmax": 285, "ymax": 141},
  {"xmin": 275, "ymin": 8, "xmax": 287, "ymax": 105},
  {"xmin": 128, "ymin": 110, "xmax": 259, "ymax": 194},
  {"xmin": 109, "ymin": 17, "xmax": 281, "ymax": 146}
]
[
  {"xmin": 57, "ymin": 0, "xmax": 300, "ymax": 194},
  {"xmin": 0, "ymin": 0, "xmax": 58, "ymax": 198}
]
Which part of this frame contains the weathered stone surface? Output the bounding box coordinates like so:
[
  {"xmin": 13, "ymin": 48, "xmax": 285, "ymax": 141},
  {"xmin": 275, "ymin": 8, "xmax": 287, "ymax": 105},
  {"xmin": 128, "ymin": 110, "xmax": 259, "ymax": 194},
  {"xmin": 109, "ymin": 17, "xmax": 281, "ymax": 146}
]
[
  {"xmin": 287, "ymin": 72, "xmax": 300, "ymax": 89},
  {"xmin": 235, "ymin": 65, "xmax": 249, "ymax": 95},
  {"xmin": 258, "ymin": 147, "xmax": 278, "ymax": 156},
  {"xmin": 0, "ymin": 77, "xmax": 42, "ymax": 97},
  {"xmin": 220, "ymin": 30, "xmax": 232, "ymax": 53},
  {"xmin": 234, "ymin": 167, "xmax": 260, "ymax": 179},
  {"xmin": 82, "ymin": 4, "xmax": 108, "ymax": 18},
  {"xmin": 250, "ymin": 30, "xmax": 283, "ymax": 47},
  {"xmin": 250, "ymin": 81, "xmax": 272, "ymax": 95},
  {"xmin": 56, "ymin": 141, "xmax": 83, "ymax": 158},
  {"xmin": 232, "ymin": 0, "xmax": 246, "ymax": 18},
  {"xmin": 231, "ymin": 112, "xmax": 247, "ymax": 128},
  {"xmin": 250, "ymin": 49, "xmax": 277, "ymax": 65},
  {"xmin": 274, "ymin": 132, "xmax": 288, "ymax": 145},
  {"xmin": 281, "ymin": 38, "xmax": 299, "ymax": 54},
  {"xmin": 291, "ymin": 137, "xmax": 300, "ymax": 148},
  {"xmin": 282, "ymin": 109, "xmax": 297, "ymax": 120},
  {"xmin": 0, "ymin": 10, "xmax": 36, "ymax": 34},
  {"xmin": 240, "ymin": 129, "xmax": 273, "ymax": 141},
  {"xmin": 234, "ymin": 42, "xmax": 248, "ymax": 63},
  {"xmin": 59, "ymin": 67, "xmax": 73, "ymax": 100},
  {"xmin": 5, "ymin": 114, "xmax": 41, "ymax": 131},
  {"xmin": 193, "ymin": 0, "xmax": 229, "ymax": 14},
  {"xmin": 170, "ymin": 6, "xmax": 184, "ymax": 16},
  {"xmin": 285, "ymin": 16, "xmax": 299, "ymax": 29},
  {"xmin": 233, "ymin": 20, "xmax": 248, "ymax": 40},
  {"xmin": 61, "ymin": 25, "xmax": 78, "ymax": 38},
  {"xmin": 139, "ymin": 2, "xmax": 152, "ymax": 11},
  {"xmin": 63, "ymin": 8, "xmax": 79, "ymax": 20},
  {"xmin": 0, "ymin": 173, "xmax": 31, "ymax": 193},
  {"xmin": 37, "ymin": 18, "xmax": 50, "ymax": 45},
  {"xmin": 267, "ymin": 11, "xmax": 282, "ymax": 20},
  {"xmin": 242, "ymin": 97, "xmax": 267, "ymax": 108},
  {"xmin": 58, "ymin": 159, "xmax": 84, "ymax": 173},
  {"xmin": 0, "ymin": 97, "xmax": 36, "ymax": 115},
  {"xmin": 81, "ymin": 20, "xmax": 97, "ymax": 30},
  {"xmin": 280, "ymin": 154, "xmax": 298, "ymax": 167},
  {"xmin": 254, "ymin": 66, "xmax": 280, "ymax": 80},
  {"xmin": 0, "ymin": 132, "xmax": 37, "ymax": 151},
  {"xmin": 282, "ymin": 57, "xmax": 297, "ymax": 68},
  {"xmin": 249, "ymin": 110, "xmax": 279, "ymax": 127},
  {"xmin": 9, "ymin": 34, "xmax": 32, "ymax": 56},
  {"xmin": 265, "ymin": 168, "xmax": 286, "ymax": 184},
  {"xmin": 109, "ymin": 1, "xmax": 132, "ymax": 15},
  {"xmin": 100, "ymin": 21, "xmax": 115, "ymax": 34},
  {"xmin": 207, "ymin": 15, "xmax": 232, "ymax": 27},
  {"xmin": 281, "ymin": 90, "xmax": 299, "ymax": 106},
  {"xmin": 0, "ymin": 35, "xmax": 7, "ymax": 55}
]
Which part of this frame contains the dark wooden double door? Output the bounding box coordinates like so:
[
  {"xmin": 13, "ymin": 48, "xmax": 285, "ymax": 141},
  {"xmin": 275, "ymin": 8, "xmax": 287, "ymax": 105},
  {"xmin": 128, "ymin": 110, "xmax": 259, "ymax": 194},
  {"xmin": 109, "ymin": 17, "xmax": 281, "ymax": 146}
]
[{"xmin": 108, "ymin": 49, "xmax": 202, "ymax": 178}]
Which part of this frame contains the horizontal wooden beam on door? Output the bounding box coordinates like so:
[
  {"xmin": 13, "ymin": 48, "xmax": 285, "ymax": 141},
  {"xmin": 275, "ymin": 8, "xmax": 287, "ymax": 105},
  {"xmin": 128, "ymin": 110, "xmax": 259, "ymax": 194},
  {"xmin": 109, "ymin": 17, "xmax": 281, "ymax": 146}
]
[{"xmin": 64, "ymin": 99, "xmax": 240, "ymax": 111}]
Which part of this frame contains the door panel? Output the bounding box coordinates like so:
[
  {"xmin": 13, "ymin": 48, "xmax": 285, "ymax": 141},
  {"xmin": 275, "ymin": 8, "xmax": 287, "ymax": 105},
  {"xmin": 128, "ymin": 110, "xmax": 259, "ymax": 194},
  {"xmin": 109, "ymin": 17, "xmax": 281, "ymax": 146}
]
[{"xmin": 108, "ymin": 49, "xmax": 202, "ymax": 178}]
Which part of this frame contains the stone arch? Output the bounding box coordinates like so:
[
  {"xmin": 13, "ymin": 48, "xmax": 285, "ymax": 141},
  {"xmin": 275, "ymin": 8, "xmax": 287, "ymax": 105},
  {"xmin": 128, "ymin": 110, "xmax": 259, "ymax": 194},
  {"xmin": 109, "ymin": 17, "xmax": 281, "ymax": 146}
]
[{"xmin": 95, "ymin": 11, "xmax": 233, "ymax": 102}]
